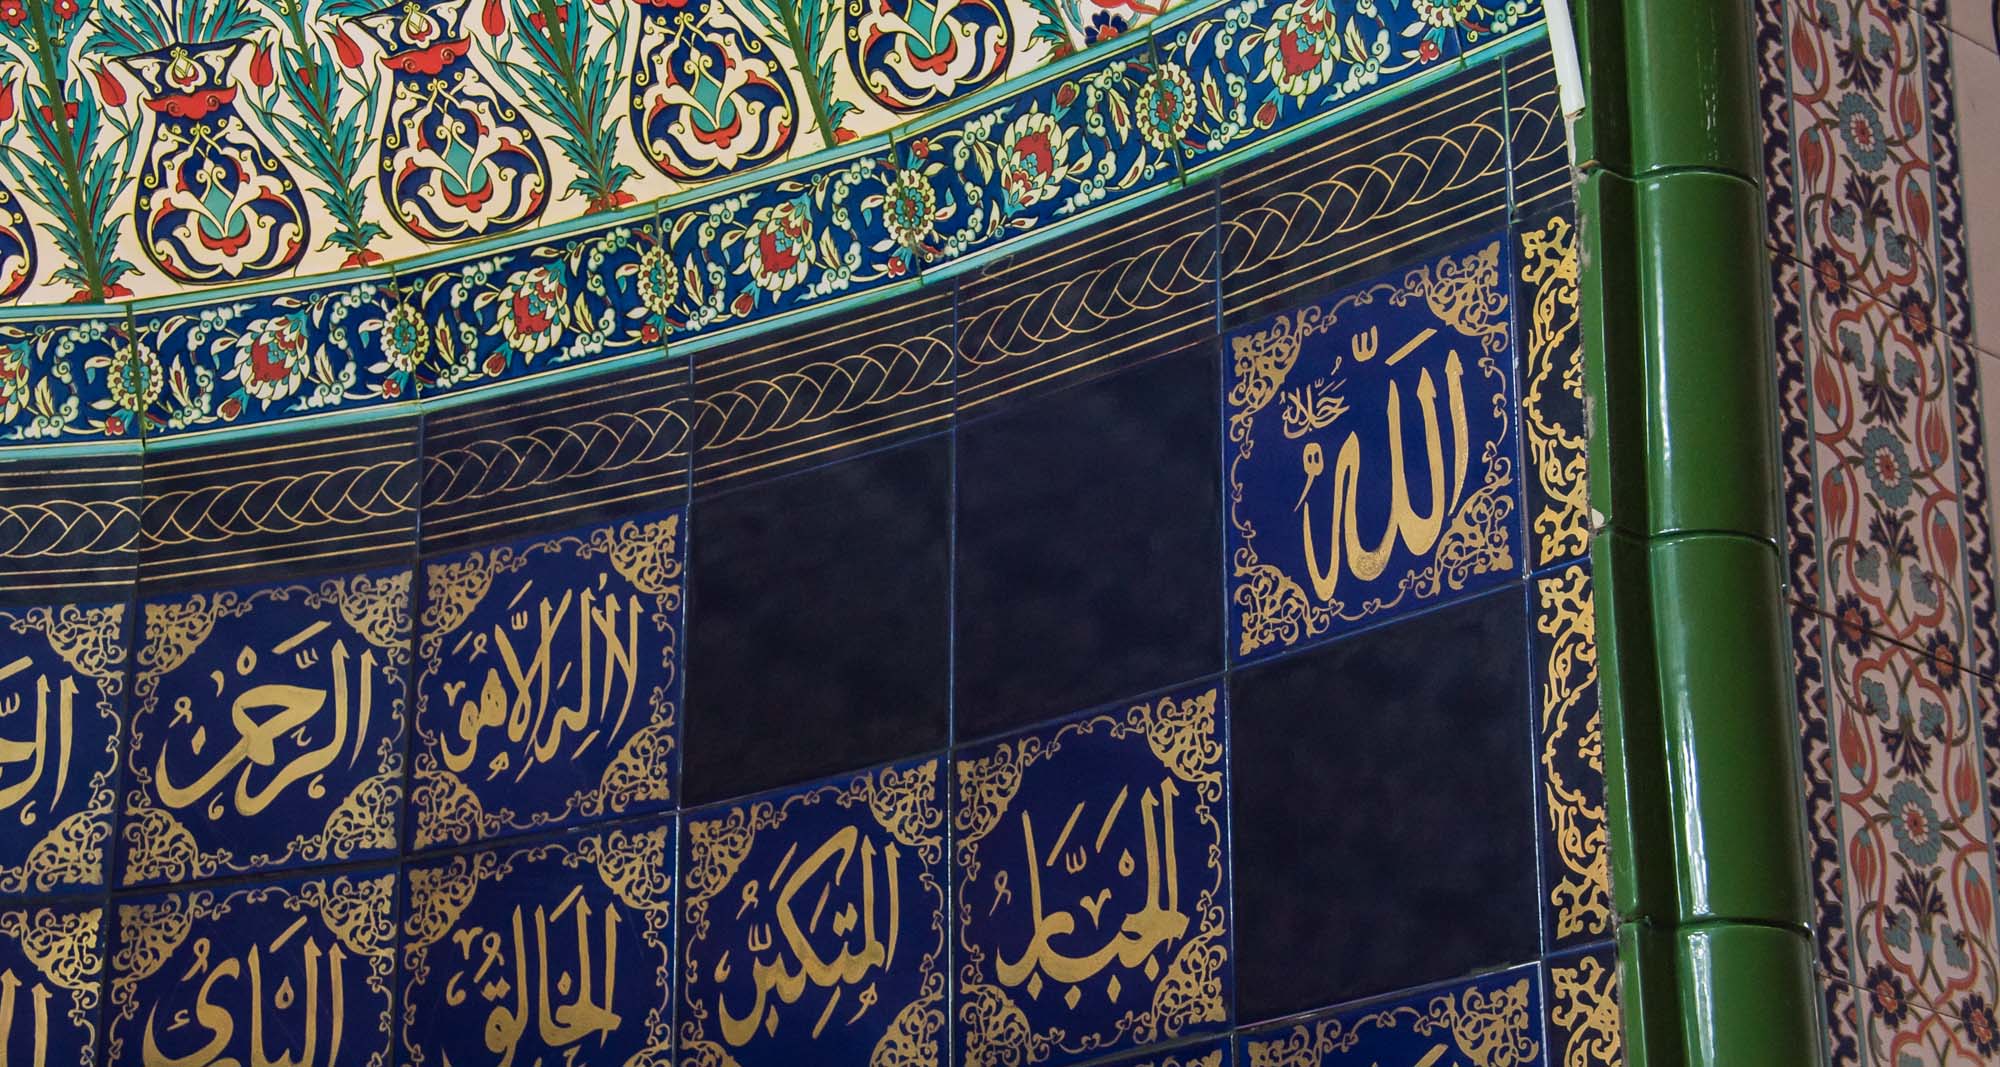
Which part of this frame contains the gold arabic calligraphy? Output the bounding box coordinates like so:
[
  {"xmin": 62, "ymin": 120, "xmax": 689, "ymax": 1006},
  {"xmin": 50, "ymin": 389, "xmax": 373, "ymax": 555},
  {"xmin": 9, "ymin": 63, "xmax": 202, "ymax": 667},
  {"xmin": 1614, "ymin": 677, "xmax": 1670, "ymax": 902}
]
[
  {"xmin": 442, "ymin": 885, "xmax": 624, "ymax": 1067},
  {"xmin": 0, "ymin": 654, "xmax": 78, "ymax": 829},
  {"xmin": 139, "ymin": 920, "xmax": 350, "ymax": 1067}
]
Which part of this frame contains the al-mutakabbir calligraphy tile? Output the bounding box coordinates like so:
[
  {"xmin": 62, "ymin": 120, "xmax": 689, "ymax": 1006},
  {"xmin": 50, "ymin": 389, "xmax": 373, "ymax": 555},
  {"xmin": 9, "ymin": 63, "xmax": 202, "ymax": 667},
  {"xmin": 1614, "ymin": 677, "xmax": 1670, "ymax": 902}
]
[
  {"xmin": 120, "ymin": 567, "xmax": 411, "ymax": 886},
  {"xmin": 954, "ymin": 684, "xmax": 1232, "ymax": 1067},
  {"xmin": 1223, "ymin": 233, "xmax": 1524, "ymax": 665},
  {"xmin": 106, "ymin": 867, "xmax": 399, "ymax": 1067},
  {"xmin": 0, "ymin": 600, "xmax": 125, "ymax": 894},
  {"xmin": 0, "ymin": 902, "xmax": 103, "ymax": 1067},
  {"xmin": 679, "ymin": 757, "xmax": 946, "ymax": 1067},
  {"xmin": 410, "ymin": 510, "xmax": 683, "ymax": 851},
  {"xmin": 400, "ymin": 815, "xmax": 677, "ymax": 1067},
  {"xmin": 1236, "ymin": 964, "xmax": 1546, "ymax": 1067}
]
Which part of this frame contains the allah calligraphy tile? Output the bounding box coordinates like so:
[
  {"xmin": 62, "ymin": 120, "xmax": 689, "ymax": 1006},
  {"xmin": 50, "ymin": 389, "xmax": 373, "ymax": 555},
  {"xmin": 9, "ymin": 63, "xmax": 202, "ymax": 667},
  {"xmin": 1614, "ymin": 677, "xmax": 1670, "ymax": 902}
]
[
  {"xmin": 0, "ymin": 601, "xmax": 125, "ymax": 895},
  {"xmin": 955, "ymin": 686, "xmax": 1231, "ymax": 1067},
  {"xmin": 679, "ymin": 758, "xmax": 946, "ymax": 1067},
  {"xmin": 1516, "ymin": 210, "xmax": 1587, "ymax": 573},
  {"xmin": 1224, "ymin": 235, "xmax": 1522, "ymax": 664},
  {"xmin": 400, "ymin": 815, "xmax": 676, "ymax": 1067},
  {"xmin": 1237, "ymin": 964, "xmax": 1545, "ymax": 1067},
  {"xmin": 0, "ymin": 902, "xmax": 103, "ymax": 1067},
  {"xmin": 106, "ymin": 867, "xmax": 398, "ymax": 1067},
  {"xmin": 410, "ymin": 511, "xmax": 682, "ymax": 851},
  {"xmin": 121, "ymin": 568, "xmax": 410, "ymax": 886},
  {"xmin": 1534, "ymin": 564, "xmax": 1609, "ymax": 953},
  {"xmin": 1544, "ymin": 944, "xmax": 1622, "ymax": 1067}
]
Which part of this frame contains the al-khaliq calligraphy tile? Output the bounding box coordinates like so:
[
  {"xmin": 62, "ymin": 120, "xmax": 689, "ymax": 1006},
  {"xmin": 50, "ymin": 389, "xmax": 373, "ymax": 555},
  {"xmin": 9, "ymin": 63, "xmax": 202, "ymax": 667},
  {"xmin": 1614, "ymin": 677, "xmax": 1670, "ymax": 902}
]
[
  {"xmin": 1237, "ymin": 963, "xmax": 1547, "ymax": 1067},
  {"xmin": 0, "ymin": 902, "xmax": 103, "ymax": 1067},
  {"xmin": 400, "ymin": 815, "xmax": 676, "ymax": 1067},
  {"xmin": 954, "ymin": 684, "xmax": 1232, "ymax": 1067}
]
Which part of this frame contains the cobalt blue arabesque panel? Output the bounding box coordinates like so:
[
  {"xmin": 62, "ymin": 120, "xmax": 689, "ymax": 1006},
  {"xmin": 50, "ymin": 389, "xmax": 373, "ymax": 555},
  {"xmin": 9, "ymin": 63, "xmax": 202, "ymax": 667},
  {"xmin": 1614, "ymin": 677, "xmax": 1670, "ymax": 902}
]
[
  {"xmin": 1239, "ymin": 963, "xmax": 1547, "ymax": 1066},
  {"xmin": 0, "ymin": 901, "xmax": 102, "ymax": 1065}
]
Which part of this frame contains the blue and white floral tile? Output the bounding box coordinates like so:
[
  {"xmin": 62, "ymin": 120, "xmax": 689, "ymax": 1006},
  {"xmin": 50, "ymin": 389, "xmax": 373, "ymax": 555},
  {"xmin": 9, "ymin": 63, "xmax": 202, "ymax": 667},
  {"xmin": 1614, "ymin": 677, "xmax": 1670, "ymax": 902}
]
[
  {"xmin": 0, "ymin": 314, "xmax": 139, "ymax": 443},
  {"xmin": 1223, "ymin": 233, "xmax": 1523, "ymax": 664},
  {"xmin": 106, "ymin": 868, "xmax": 398, "ymax": 1067},
  {"xmin": 955, "ymin": 684, "xmax": 1231, "ymax": 1067},
  {"xmin": 400, "ymin": 816, "xmax": 676, "ymax": 1067},
  {"xmin": 1237, "ymin": 964, "xmax": 1547, "ymax": 1066},
  {"xmin": 680, "ymin": 758, "xmax": 946, "ymax": 1067},
  {"xmin": 409, "ymin": 509, "xmax": 682, "ymax": 851},
  {"xmin": 0, "ymin": 902, "xmax": 103, "ymax": 1067},
  {"xmin": 121, "ymin": 567, "xmax": 410, "ymax": 887}
]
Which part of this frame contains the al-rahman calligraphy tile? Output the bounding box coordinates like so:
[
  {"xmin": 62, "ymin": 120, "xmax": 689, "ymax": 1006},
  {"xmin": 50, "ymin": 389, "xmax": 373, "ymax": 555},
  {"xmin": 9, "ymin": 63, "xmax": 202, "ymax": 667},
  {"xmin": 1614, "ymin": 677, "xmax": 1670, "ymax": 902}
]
[
  {"xmin": 400, "ymin": 815, "xmax": 677, "ymax": 1067},
  {"xmin": 1506, "ymin": 43, "xmax": 1569, "ymax": 218},
  {"xmin": 955, "ymin": 684, "xmax": 1232, "ymax": 1067},
  {"xmin": 679, "ymin": 758, "xmax": 946, "ymax": 1067},
  {"xmin": 1223, "ymin": 233, "xmax": 1523, "ymax": 666},
  {"xmin": 121, "ymin": 566, "xmax": 410, "ymax": 887},
  {"xmin": 1236, "ymin": 963, "xmax": 1547, "ymax": 1067},
  {"xmin": 0, "ymin": 315, "xmax": 140, "ymax": 443},
  {"xmin": 0, "ymin": 445, "xmax": 140, "ymax": 601},
  {"xmin": 1228, "ymin": 585, "xmax": 1537, "ymax": 1022},
  {"xmin": 689, "ymin": 284, "xmax": 953, "ymax": 491},
  {"xmin": 1216, "ymin": 59, "xmax": 1512, "ymax": 329},
  {"xmin": 409, "ymin": 509, "xmax": 683, "ymax": 851},
  {"xmin": 0, "ymin": 599, "xmax": 125, "ymax": 895},
  {"xmin": 1534, "ymin": 564, "xmax": 1609, "ymax": 954},
  {"xmin": 683, "ymin": 437, "xmax": 950, "ymax": 804},
  {"xmin": 0, "ymin": 902, "xmax": 103, "ymax": 1067},
  {"xmin": 1515, "ymin": 208, "xmax": 1588, "ymax": 573},
  {"xmin": 106, "ymin": 867, "xmax": 398, "ymax": 1067},
  {"xmin": 1544, "ymin": 943, "xmax": 1622, "ymax": 1067},
  {"xmin": 956, "ymin": 340, "xmax": 1222, "ymax": 741}
]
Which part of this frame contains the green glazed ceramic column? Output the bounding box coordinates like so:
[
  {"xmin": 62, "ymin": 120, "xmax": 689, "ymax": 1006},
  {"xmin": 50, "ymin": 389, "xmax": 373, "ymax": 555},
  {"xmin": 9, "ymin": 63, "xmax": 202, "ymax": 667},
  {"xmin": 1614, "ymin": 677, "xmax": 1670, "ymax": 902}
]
[{"xmin": 1571, "ymin": 0, "xmax": 1820, "ymax": 1064}]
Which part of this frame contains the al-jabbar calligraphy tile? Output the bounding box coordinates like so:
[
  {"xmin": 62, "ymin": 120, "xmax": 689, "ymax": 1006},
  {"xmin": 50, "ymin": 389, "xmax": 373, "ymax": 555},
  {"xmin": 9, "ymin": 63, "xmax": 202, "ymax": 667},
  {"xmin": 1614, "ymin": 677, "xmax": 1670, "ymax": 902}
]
[
  {"xmin": 680, "ymin": 758, "xmax": 946, "ymax": 1067},
  {"xmin": 106, "ymin": 868, "xmax": 398, "ymax": 1067},
  {"xmin": 121, "ymin": 569, "xmax": 410, "ymax": 886},
  {"xmin": 1515, "ymin": 209, "xmax": 1588, "ymax": 573},
  {"xmin": 410, "ymin": 511, "xmax": 682, "ymax": 850},
  {"xmin": 0, "ymin": 902, "xmax": 103, "ymax": 1067},
  {"xmin": 1544, "ymin": 943, "xmax": 1622, "ymax": 1067},
  {"xmin": 1533, "ymin": 564, "xmax": 1610, "ymax": 953},
  {"xmin": 0, "ymin": 601, "xmax": 125, "ymax": 895},
  {"xmin": 955, "ymin": 685, "xmax": 1231, "ymax": 1067},
  {"xmin": 1224, "ymin": 234, "xmax": 1523, "ymax": 665},
  {"xmin": 1237, "ymin": 964, "xmax": 1547, "ymax": 1067},
  {"xmin": 401, "ymin": 816, "xmax": 676, "ymax": 1067}
]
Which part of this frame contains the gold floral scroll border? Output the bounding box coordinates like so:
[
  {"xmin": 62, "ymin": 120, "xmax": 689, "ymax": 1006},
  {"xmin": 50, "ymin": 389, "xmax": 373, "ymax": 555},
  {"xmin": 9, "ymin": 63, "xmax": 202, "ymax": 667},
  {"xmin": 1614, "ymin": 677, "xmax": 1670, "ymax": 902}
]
[
  {"xmin": 399, "ymin": 819, "xmax": 677, "ymax": 1067},
  {"xmin": 107, "ymin": 871, "xmax": 399, "ymax": 1067},
  {"xmin": 0, "ymin": 603, "xmax": 125, "ymax": 893},
  {"xmin": 0, "ymin": 904, "xmax": 104, "ymax": 1063},
  {"xmin": 410, "ymin": 515, "xmax": 683, "ymax": 850},
  {"xmin": 953, "ymin": 690, "xmax": 1228, "ymax": 1067},
  {"xmin": 679, "ymin": 760, "xmax": 947, "ymax": 1067},
  {"xmin": 1537, "ymin": 565, "xmax": 1610, "ymax": 944},
  {"xmin": 1548, "ymin": 950, "xmax": 1623, "ymax": 1067},
  {"xmin": 1226, "ymin": 242, "xmax": 1518, "ymax": 657},
  {"xmin": 121, "ymin": 574, "xmax": 410, "ymax": 885},
  {"xmin": 1244, "ymin": 975, "xmax": 1539, "ymax": 1067},
  {"xmin": 1519, "ymin": 215, "xmax": 1587, "ymax": 568}
]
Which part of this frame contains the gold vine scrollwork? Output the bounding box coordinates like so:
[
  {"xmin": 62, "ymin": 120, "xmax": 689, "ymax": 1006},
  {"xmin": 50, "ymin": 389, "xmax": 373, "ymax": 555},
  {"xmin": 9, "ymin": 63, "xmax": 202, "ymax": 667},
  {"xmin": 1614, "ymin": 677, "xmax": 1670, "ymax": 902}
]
[
  {"xmin": 1538, "ymin": 564, "xmax": 1609, "ymax": 943},
  {"xmin": 1245, "ymin": 977, "xmax": 1539, "ymax": 1067},
  {"xmin": 1549, "ymin": 952, "xmax": 1623, "ymax": 1067},
  {"xmin": 1520, "ymin": 215, "xmax": 1587, "ymax": 565}
]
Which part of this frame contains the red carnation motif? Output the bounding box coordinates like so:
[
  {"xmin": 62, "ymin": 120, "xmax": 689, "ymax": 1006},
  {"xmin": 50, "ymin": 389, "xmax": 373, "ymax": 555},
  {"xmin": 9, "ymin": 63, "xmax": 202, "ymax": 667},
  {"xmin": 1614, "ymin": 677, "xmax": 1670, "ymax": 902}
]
[{"xmin": 92, "ymin": 66, "xmax": 125, "ymax": 108}]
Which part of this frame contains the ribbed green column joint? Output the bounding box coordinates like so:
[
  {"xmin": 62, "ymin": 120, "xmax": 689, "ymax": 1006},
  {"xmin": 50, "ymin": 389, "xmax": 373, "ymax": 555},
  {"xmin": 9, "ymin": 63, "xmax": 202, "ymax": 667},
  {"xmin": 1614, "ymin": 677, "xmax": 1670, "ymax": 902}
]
[{"xmin": 1571, "ymin": 0, "xmax": 1819, "ymax": 1063}]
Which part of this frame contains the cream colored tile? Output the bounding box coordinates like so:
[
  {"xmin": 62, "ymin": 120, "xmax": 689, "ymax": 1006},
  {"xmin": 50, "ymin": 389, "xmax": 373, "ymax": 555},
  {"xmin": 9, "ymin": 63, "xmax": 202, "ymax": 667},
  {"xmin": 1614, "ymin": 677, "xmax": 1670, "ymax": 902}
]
[
  {"xmin": 1958, "ymin": 32, "xmax": 2000, "ymax": 356},
  {"xmin": 1949, "ymin": 0, "xmax": 1998, "ymax": 54}
]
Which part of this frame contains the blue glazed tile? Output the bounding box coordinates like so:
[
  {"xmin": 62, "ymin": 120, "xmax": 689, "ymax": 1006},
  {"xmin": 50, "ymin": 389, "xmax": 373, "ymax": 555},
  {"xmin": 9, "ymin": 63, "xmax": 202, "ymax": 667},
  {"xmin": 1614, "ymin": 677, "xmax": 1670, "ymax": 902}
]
[
  {"xmin": 680, "ymin": 758, "xmax": 946, "ymax": 1067},
  {"xmin": 0, "ymin": 600, "xmax": 125, "ymax": 895},
  {"xmin": 0, "ymin": 902, "xmax": 103, "ymax": 1066},
  {"xmin": 0, "ymin": 315, "xmax": 137, "ymax": 442},
  {"xmin": 410, "ymin": 510, "xmax": 683, "ymax": 850},
  {"xmin": 311, "ymin": 275, "xmax": 431, "ymax": 405},
  {"xmin": 122, "ymin": 567, "xmax": 410, "ymax": 886},
  {"xmin": 1506, "ymin": 43, "xmax": 1569, "ymax": 217},
  {"xmin": 955, "ymin": 684, "xmax": 1231, "ymax": 1067},
  {"xmin": 1532, "ymin": 563, "xmax": 1608, "ymax": 952},
  {"xmin": 1098, "ymin": 1038, "xmax": 1233, "ymax": 1066},
  {"xmin": 0, "ymin": 445, "xmax": 140, "ymax": 601},
  {"xmin": 106, "ymin": 868, "xmax": 398, "ymax": 1067},
  {"xmin": 1224, "ymin": 233, "xmax": 1523, "ymax": 664},
  {"xmin": 400, "ymin": 816, "xmax": 677, "ymax": 1067},
  {"xmin": 1544, "ymin": 943, "xmax": 1621, "ymax": 1067},
  {"xmin": 1461, "ymin": 0, "xmax": 1548, "ymax": 60},
  {"xmin": 1237, "ymin": 964, "xmax": 1547, "ymax": 1066},
  {"xmin": 1515, "ymin": 208, "xmax": 1587, "ymax": 573}
]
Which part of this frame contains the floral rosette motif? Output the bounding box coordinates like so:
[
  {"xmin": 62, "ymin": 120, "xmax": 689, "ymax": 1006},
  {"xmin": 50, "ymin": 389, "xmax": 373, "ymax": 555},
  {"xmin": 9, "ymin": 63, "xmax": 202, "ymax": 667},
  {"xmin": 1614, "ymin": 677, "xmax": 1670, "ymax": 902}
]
[
  {"xmin": 1136, "ymin": 62, "xmax": 1198, "ymax": 151},
  {"xmin": 633, "ymin": 245, "xmax": 678, "ymax": 320},
  {"xmin": 379, "ymin": 302, "xmax": 429, "ymax": 375},
  {"xmin": 229, "ymin": 315, "xmax": 312, "ymax": 405},
  {"xmin": 997, "ymin": 110, "xmax": 1076, "ymax": 211},
  {"xmin": 741, "ymin": 198, "xmax": 817, "ymax": 293},
  {"xmin": 879, "ymin": 166, "xmax": 943, "ymax": 259},
  {"xmin": 481, "ymin": 265, "xmax": 570, "ymax": 361},
  {"xmin": 99, "ymin": 341, "xmax": 163, "ymax": 424}
]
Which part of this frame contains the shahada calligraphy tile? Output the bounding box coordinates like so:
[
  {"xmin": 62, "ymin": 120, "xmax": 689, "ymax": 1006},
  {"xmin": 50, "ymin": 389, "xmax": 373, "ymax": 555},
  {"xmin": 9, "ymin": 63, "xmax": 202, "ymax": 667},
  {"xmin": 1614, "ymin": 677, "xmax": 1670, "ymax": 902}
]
[
  {"xmin": 954, "ymin": 685, "xmax": 1231, "ymax": 1067},
  {"xmin": 1515, "ymin": 209, "xmax": 1588, "ymax": 573},
  {"xmin": 106, "ymin": 867, "xmax": 398, "ymax": 1067},
  {"xmin": 0, "ymin": 601, "xmax": 125, "ymax": 895},
  {"xmin": 400, "ymin": 815, "xmax": 677, "ymax": 1067},
  {"xmin": 1534, "ymin": 564, "xmax": 1610, "ymax": 952},
  {"xmin": 679, "ymin": 758, "xmax": 946, "ymax": 1067},
  {"xmin": 121, "ymin": 569, "xmax": 411, "ymax": 886},
  {"xmin": 1237, "ymin": 964, "xmax": 1546, "ymax": 1067},
  {"xmin": 410, "ymin": 511, "xmax": 683, "ymax": 851},
  {"xmin": 0, "ymin": 902, "xmax": 103, "ymax": 1067},
  {"xmin": 1224, "ymin": 234, "xmax": 1522, "ymax": 664},
  {"xmin": 1544, "ymin": 943, "xmax": 1622, "ymax": 1067}
]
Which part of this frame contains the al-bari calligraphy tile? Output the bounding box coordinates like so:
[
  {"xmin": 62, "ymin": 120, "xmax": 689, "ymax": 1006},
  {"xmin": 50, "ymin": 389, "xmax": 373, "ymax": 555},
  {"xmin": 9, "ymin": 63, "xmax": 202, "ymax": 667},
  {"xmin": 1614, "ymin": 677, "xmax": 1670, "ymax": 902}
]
[
  {"xmin": 1533, "ymin": 563, "xmax": 1610, "ymax": 953},
  {"xmin": 1515, "ymin": 209, "xmax": 1589, "ymax": 574},
  {"xmin": 679, "ymin": 758, "xmax": 946, "ymax": 1067},
  {"xmin": 1236, "ymin": 964, "xmax": 1547, "ymax": 1067},
  {"xmin": 410, "ymin": 510, "xmax": 683, "ymax": 850},
  {"xmin": 954, "ymin": 684, "xmax": 1232, "ymax": 1067},
  {"xmin": 106, "ymin": 867, "xmax": 398, "ymax": 1067},
  {"xmin": 121, "ymin": 567, "xmax": 411, "ymax": 886},
  {"xmin": 1223, "ymin": 233, "xmax": 1523, "ymax": 665},
  {"xmin": 0, "ymin": 902, "xmax": 102, "ymax": 1067},
  {"xmin": 1228, "ymin": 585, "xmax": 1537, "ymax": 1022},
  {"xmin": 683, "ymin": 436, "xmax": 949, "ymax": 804},
  {"xmin": 400, "ymin": 815, "xmax": 677, "ymax": 1067},
  {"xmin": 1544, "ymin": 943, "xmax": 1623, "ymax": 1067},
  {"xmin": 956, "ymin": 340, "xmax": 1222, "ymax": 741},
  {"xmin": 0, "ymin": 600, "xmax": 125, "ymax": 895}
]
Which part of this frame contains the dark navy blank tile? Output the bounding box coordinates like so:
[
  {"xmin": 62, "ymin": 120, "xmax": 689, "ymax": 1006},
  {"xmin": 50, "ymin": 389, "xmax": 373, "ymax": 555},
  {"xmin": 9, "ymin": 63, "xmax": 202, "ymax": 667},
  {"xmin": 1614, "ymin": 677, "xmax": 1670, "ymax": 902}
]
[{"xmin": 1228, "ymin": 585, "xmax": 1538, "ymax": 1021}]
